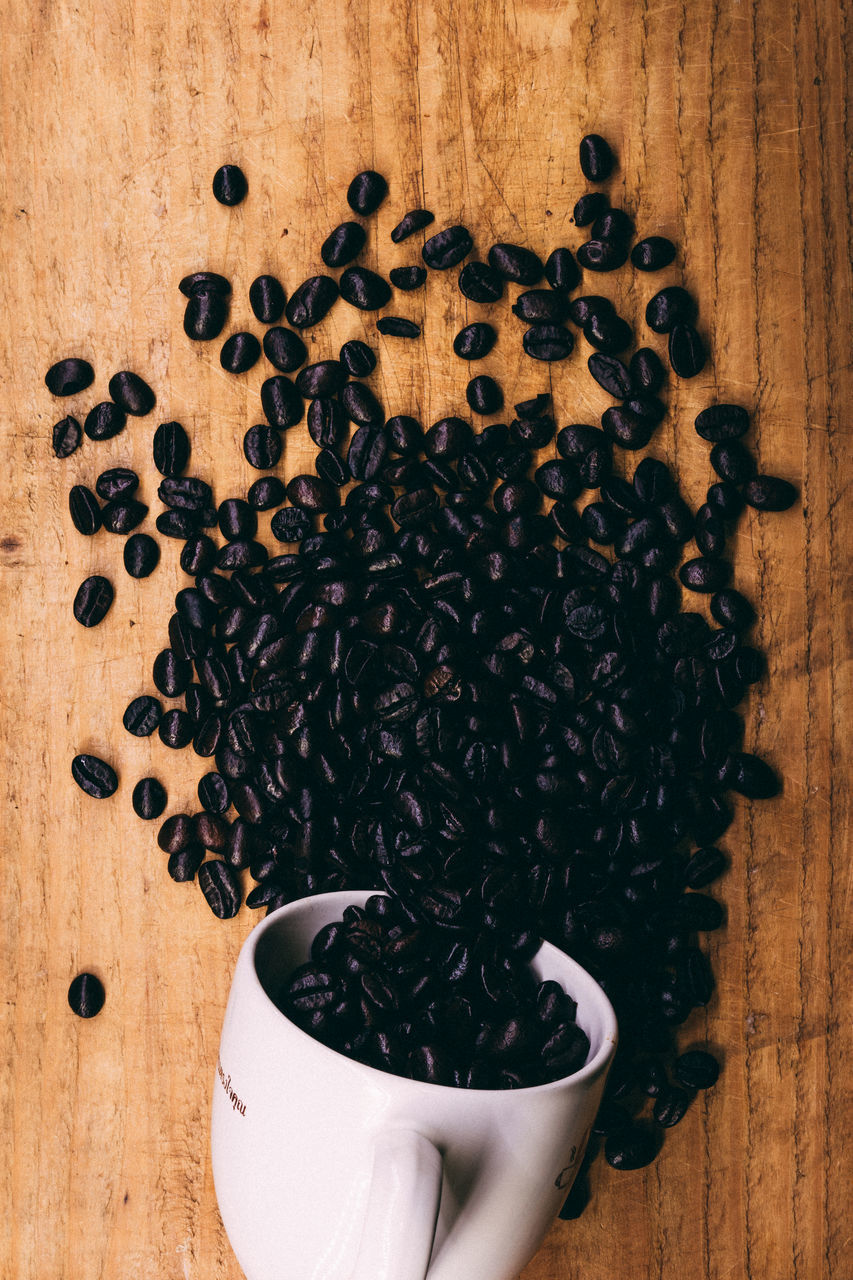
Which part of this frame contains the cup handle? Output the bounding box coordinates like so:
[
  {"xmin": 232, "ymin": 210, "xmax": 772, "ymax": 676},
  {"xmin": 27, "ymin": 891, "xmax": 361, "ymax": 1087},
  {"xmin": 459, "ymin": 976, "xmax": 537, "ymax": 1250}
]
[{"xmin": 350, "ymin": 1128, "xmax": 443, "ymax": 1280}]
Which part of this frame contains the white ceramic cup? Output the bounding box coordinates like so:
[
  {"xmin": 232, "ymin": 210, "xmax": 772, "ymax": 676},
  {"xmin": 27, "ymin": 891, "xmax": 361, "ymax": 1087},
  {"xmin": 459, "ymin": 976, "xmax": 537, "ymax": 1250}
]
[{"xmin": 211, "ymin": 889, "xmax": 617, "ymax": 1280}]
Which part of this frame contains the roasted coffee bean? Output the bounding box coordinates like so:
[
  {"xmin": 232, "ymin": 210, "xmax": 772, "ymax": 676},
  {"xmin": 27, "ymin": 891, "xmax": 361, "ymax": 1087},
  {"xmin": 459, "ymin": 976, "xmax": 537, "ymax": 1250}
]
[
  {"xmin": 168, "ymin": 846, "xmax": 205, "ymax": 882},
  {"xmin": 711, "ymin": 588, "xmax": 755, "ymax": 631},
  {"xmin": 453, "ymin": 323, "xmax": 497, "ymax": 361},
  {"xmin": 123, "ymin": 695, "xmax": 162, "ymax": 737},
  {"xmin": 458, "ymin": 261, "xmax": 503, "ymax": 303},
  {"xmin": 673, "ymin": 1049, "xmax": 719, "ymax": 1090},
  {"xmin": 158, "ymin": 476, "xmax": 211, "ymax": 512},
  {"xmin": 153, "ymin": 648, "xmax": 192, "ymax": 697},
  {"xmin": 199, "ymin": 859, "xmax": 242, "ymax": 918},
  {"xmin": 68, "ymin": 484, "xmax": 102, "ymax": 535},
  {"xmin": 584, "ymin": 310, "xmax": 632, "ymax": 354},
  {"xmin": 425, "ymin": 417, "xmax": 472, "ymax": 460},
  {"xmin": 346, "ymin": 169, "xmax": 387, "ymax": 215},
  {"xmin": 183, "ymin": 289, "xmax": 229, "ymax": 340},
  {"xmin": 488, "ymin": 242, "xmax": 543, "ymax": 285},
  {"xmin": 743, "ymin": 475, "xmax": 798, "ymax": 511},
  {"xmin": 220, "ymin": 331, "xmax": 261, "ymax": 374},
  {"xmin": 180, "ymin": 534, "xmax": 215, "ymax": 575},
  {"xmin": 260, "ymin": 376, "xmax": 303, "ymax": 429},
  {"xmin": 422, "ymin": 225, "xmax": 473, "ymax": 270},
  {"xmin": 588, "ymin": 353, "xmax": 633, "ymax": 398},
  {"xmin": 73, "ymin": 575, "xmax": 113, "ymax": 627},
  {"xmin": 348, "ymin": 425, "xmax": 389, "ymax": 478},
  {"xmin": 212, "ymin": 163, "xmax": 248, "ymax": 205},
  {"xmin": 339, "ymin": 339, "xmax": 377, "ymax": 378},
  {"xmin": 646, "ymin": 286, "xmax": 695, "ymax": 333},
  {"xmin": 391, "ymin": 208, "xmax": 434, "ymax": 242},
  {"xmin": 101, "ymin": 498, "xmax": 147, "ymax": 534},
  {"xmin": 306, "ymin": 397, "xmax": 345, "ymax": 449},
  {"xmin": 512, "ymin": 290, "xmax": 570, "ymax": 323},
  {"xmin": 246, "ymin": 476, "xmax": 285, "ymax": 511},
  {"xmin": 717, "ymin": 750, "xmax": 779, "ymax": 798},
  {"xmin": 249, "ymin": 274, "xmax": 286, "ymax": 324},
  {"xmin": 159, "ymin": 709, "xmax": 194, "ymax": 749},
  {"xmin": 534, "ymin": 459, "xmax": 580, "ymax": 501},
  {"xmin": 522, "ymin": 324, "xmax": 574, "ymax": 362},
  {"xmin": 194, "ymin": 811, "xmax": 228, "ymax": 852},
  {"xmin": 152, "ymin": 421, "xmax": 190, "ymax": 477},
  {"xmin": 706, "ymin": 481, "xmax": 744, "ymax": 521},
  {"xmin": 386, "ymin": 415, "xmax": 424, "ymax": 456},
  {"xmin": 377, "ymin": 316, "xmax": 421, "ymax": 338},
  {"xmin": 591, "ymin": 208, "xmax": 633, "ymax": 245},
  {"xmin": 95, "ymin": 467, "xmax": 138, "ymax": 501},
  {"xmin": 679, "ymin": 557, "xmax": 731, "ymax": 592},
  {"xmin": 286, "ymin": 475, "xmax": 337, "ymax": 513},
  {"xmin": 295, "ymin": 360, "xmax": 347, "ymax": 400},
  {"xmin": 198, "ymin": 771, "xmax": 230, "ymax": 815},
  {"xmin": 45, "ymin": 357, "xmax": 95, "ymax": 397},
  {"xmin": 709, "ymin": 440, "xmax": 756, "ymax": 484},
  {"xmin": 633, "ymin": 456, "xmax": 674, "ymax": 505},
  {"xmin": 321, "ymin": 221, "xmax": 367, "ymax": 267},
  {"xmin": 631, "ymin": 236, "xmax": 677, "ymax": 271},
  {"xmin": 84, "ymin": 401, "xmax": 126, "ymax": 441},
  {"xmin": 466, "ymin": 376, "xmax": 503, "ymax": 415},
  {"xmin": 576, "ymin": 239, "xmax": 629, "ymax": 271},
  {"xmin": 341, "ymin": 382, "xmax": 385, "ymax": 427},
  {"xmin": 339, "ymin": 266, "xmax": 392, "ymax": 311},
  {"xmin": 243, "ymin": 425, "xmax": 282, "ymax": 469},
  {"xmin": 654, "ymin": 1086, "xmax": 692, "ymax": 1127},
  {"xmin": 133, "ymin": 777, "xmax": 167, "ymax": 820},
  {"xmin": 218, "ymin": 498, "xmax": 257, "ymax": 541},
  {"xmin": 68, "ymin": 972, "xmax": 105, "ymax": 1018},
  {"xmin": 263, "ymin": 326, "xmax": 308, "ymax": 374},
  {"xmin": 695, "ymin": 504, "xmax": 726, "ymax": 557},
  {"xmin": 179, "ymin": 271, "xmax": 231, "ymax": 298},
  {"xmin": 72, "ymin": 753, "xmax": 118, "ymax": 798},
  {"xmin": 389, "ymin": 266, "xmax": 427, "ymax": 291},
  {"xmin": 579, "ymin": 133, "xmax": 615, "ymax": 181},
  {"xmin": 693, "ymin": 404, "xmax": 750, "ymax": 444},
  {"xmin": 668, "ymin": 323, "xmax": 707, "ymax": 378},
  {"xmin": 601, "ymin": 406, "xmax": 655, "ymax": 450},
  {"xmin": 52, "ymin": 415, "xmax": 83, "ymax": 458},
  {"xmin": 544, "ymin": 248, "xmax": 581, "ymax": 293},
  {"xmin": 157, "ymin": 813, "xmax": 193, "ymax": 853},
  {"xmin": 604, "ymin": 1123, "xmax": 659, "ymax": 1170},
  {"xmin": 285, "ymin": 276, "xmax": 339, "ymax": 329},
  {"xmin": 108, "ymin": 371, "xmax": 155, "ymax": 416}
]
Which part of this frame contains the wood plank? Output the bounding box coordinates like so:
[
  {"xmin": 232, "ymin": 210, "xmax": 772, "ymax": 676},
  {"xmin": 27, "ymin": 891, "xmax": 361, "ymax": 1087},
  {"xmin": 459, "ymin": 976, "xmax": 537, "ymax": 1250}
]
[{"xmin": 0, "ymin": 0, "xmax": 849, "ymax": 1277}]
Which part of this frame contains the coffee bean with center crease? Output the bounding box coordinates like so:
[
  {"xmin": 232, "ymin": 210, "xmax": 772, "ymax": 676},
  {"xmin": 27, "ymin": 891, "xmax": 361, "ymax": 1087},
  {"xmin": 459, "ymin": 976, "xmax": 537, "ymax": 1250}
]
[
  {"xmin": 249, "ymin": 274, "xmax": 286, "ymax": 324},
  {"xmin": 346, "ymin": 170, "xmax": 387, "ymax": 215},
  {"xmin": 73, "ymin": 575, "xmax": 113, "ymax": 626},
  {"xmin": 101, "ymin": 498, "xmax": 147, "ymax": 533},
  {"xmin": 341, "ymin": 382, "xmax": 385, "ymax": 427},
  {"xmin": 261, "ymin": 376, "xmax": 303, "ymax": 429},
  {"xmin": 680, "ymin": 557, "xmax": 731, "ymax": 592},
  {"xmin": 321, "ymin": 222, "xmax": 367, "ymax": 268},
  {"xmin": 668, "ymin": 324, "xmax": 707, "ymax": 378},
  {"xmin": 422, "ymin": 226, "xmax": 474, "ymax": 271},
  {"xmin": 710, "ymin": 440, "xmax": 756, "ymax": 484},
  {"xmin": 123, "ymin": 695, "xmax": 163, "ymax": 736},
  {"xmin": 646, "ymin": 286, "xmax": 695, "ymax": 334},
  {"xmin": 158, "ymin": 476, "xmax": 212, "ymax": 511},
  {"xmin": 179, "ymin": 272, "xmax": 231, "ymax": 298},
  {"xmin": 488, "ymin": 243, "xmax": 544, "ymax": 285},
  {"xmin": 212, "ymin": 163, "xmax": 248, "ymax": 206},
  {"xmin": 308, "ymin": 397, "xmax": 346, "ymax": 448},
  {"xmin": 95, "ymin": 468, "xmax": 138, "ymax": 501},
  {"xmin": 72, "ymin": 753, "xmax": 118, "ymax": 798},
  {"xmin": 263, "ymin": 326, "xmax": 308, "ymax": 374},
  {"xmin": 591, "ymin": 208, "xmax": 633, "ymax": 245},
  {"xmin": 295, "ymin": 360, "xmax": 347, "ymax": 399},
  {"xmin": 391, "ymin": 208, "xmax": 435, "ymax": 242},
  {"xmin": 389, "ymin": 266, "xmax": 427, "ymax": 292},
  {"xmin": 271, "ymin": 506, "xmax": 312, "ymax": 542},
  {"xmin": 316, "ymin": 449, "xmax": 349, "ymax": 490},
  {"xmin": 377, "ymin": 317, "xmax": 421, "ymax": 338},
  {"xmin": 743, "ymin": 475, "xmax": 798, "ymax": 512},
  {"xmin": 512, "ymin": 290, "xmax": 571, "ymax": 323},
  {"xmin": 631, "ymin": 236, "xmax": 677, "ymax": 271},
  {"xmin": 458, "ymin": 261, "xmax": 503, "ymax": 303},
  {"xmin": 218, "ymin": 498, "xmax": 257, "ymax": 541},
  {"xmin": 453, "ymin": 323, "xmax": 497, "ymax": 360},
  {"xmin": 348, "ymin": 426, "xmax": 388, "ymax": 479},
  {"xmin": 339, "ymin": 339, "xmax": 377, "ymax": 378},
  {"xmin": 220, "ymin": 331, "xmax": 261, "ymax": 374},
  {"xmin": 523, "ymin": 325, "xmax": 574, "ymax": 362},
  {"xmin": 466, "ymin": 376, "xmax": 503, "ymax": 415},
  {"xmin": 198, "ymin": 771, "xmax": 230, "ymax": 815},
  {"xmin": 286, "ymin": 475, "xmax": 338, "ymax": 513},
  {"xmin": 247, "ymin": 476, "xmax": 286, "ymax": 511},
  {"xmin": 159, "ymin": 709, "xmax": 194, "ymax": 749},
  {"xmin": 584, "ymin": 311, "xmax": 633, "ymax": 354},
  {"xmin": 579, "ymin": 133, "xmax": 615, "ymax": 181},
  {"xmin": 339, "ymin": 266, "xmax": 392, "ymax": 311},
  {"xmin": 52, "ymin": 415, "xmax": 82, "ymax": 458},
  {"xmin": 630, "ymin": 348, "xmax": 666, "ymax": 393},
  {"xmin": 243, "ymin": 424, "xmax": 282, "ymax": 469},
  {"xmin": 285, "ymin": 276, "xmax": 339, "ymax": 329},
  {"xmin": 133, "ymin": 777, "xmax": 167, "ymax": 820},
  {"xmin": 69, "ymin": 484, "xmax": 102, "ymax": 535},
  {"xmin": 153, "ymin": 421, "xmax": 190, "ymax": 477},
  {"xmin": 84, "ymin": 402, "xmax": 126, "ymax": 441},
  {"xmin": 199, "ymin": 859, "xmax": 243, "ymax": 917},
  {"xmin": 576, "ymin": 239, "xmax": 630, "ymax": 271},
  {"xmin": 153, "ymin": 648, "xmax": 192, "ymax": 697},
  {"xmin": 68, "ymin": 972, "xmax": 105, "ymax": 1018},
  {"xmin": 588, "ymin": 354, "xmax": 633, "ymax": 398},
  {"xmin": 184, "ymin": 289, "xmax": 229, "ymax": 340},
  {"xmin": 108, "ymin": 371, "xmax": 155, "ymax": 416}
]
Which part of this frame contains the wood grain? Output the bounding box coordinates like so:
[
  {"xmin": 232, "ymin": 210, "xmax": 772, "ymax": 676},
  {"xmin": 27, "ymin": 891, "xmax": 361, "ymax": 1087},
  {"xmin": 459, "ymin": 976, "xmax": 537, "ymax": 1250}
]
[{"xmin": 1, "ymin": 0, "xmax": 850, "ymax": 1277}]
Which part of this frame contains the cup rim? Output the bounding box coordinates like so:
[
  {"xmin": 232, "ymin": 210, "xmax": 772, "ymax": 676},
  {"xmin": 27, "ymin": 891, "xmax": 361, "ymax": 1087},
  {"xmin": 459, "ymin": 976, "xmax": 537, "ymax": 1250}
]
[{"xmin": 243, "ymin": 888, "xmax": 618, "ymax": 1098}]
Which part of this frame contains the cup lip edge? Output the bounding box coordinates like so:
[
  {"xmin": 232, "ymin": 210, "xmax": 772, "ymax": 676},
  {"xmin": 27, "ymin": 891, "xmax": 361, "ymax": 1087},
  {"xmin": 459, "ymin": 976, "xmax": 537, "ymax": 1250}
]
[{"xmin": 241, "ymin": 888, "xmax": 619, "ymax": 1098}]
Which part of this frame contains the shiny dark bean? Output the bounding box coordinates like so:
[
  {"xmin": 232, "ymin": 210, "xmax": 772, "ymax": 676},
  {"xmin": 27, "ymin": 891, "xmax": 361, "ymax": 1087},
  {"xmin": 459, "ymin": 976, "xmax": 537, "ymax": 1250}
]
[
  {"xmin": 123, "ymin": 695, "xmax": 162, "ymax": 737},
  {"xmin": 52, "ymin": 415, "xmax": 83, "ymax": 457},
  {"xmin": 339, "ymin": 266, "xmax": 392, "ymax": 311},
  {"xmin": 391, "ymin": 208, "xmax": 434, "ymax": 242},
  {"xmin": 339, "ymin": 342, "xmax": 376, "ymax": 381},
  {"xmin": 512, "ymin": 290, "xmax": 570, "ymax": 323},
  {"xmin": 199, "ymin": 859, "xmax": 242, "ymax": 918},
  {"xmin": 153, "ymin": 421, "xmax": 190, "ymax": 477},
  {"xmin": 243, "ymin": 424, "xmax": 282, "ymax": 470},
  {"xmin": 604, "ymin": 1124, "xmax": 659, "ymax": 1170},
  {"xmin": 179, "ymin": 271, "xmax": 231, "ymax": 298},
  {"xmin": 246, "ymin": 476, "xmax": 286, "ymax": 511},
  {"xmin": 249, "ymin": 274, "xmax": 286, "ymax": 324},
  {"xmin": 198, "ymin": 771, "xmax": 231, "ymax": 816},
  {"xmin": 544, "ymin": 247, "xmax": 581, "ymax": 293},
  {"xmin": 220, "ymin": 331, "xmax": 261, "ymax": 374},
  {"xmin": 295, "ymin": 360, "xmax": 347, "ymax": 400},
  {"xmin": 711, "ymin": 588, "xmax": 755, "ymax": 631},
  {"xmin": 694, "ymin": 403, "xmax": 750, "ymax": 443},
  {"xmin": 709, "ymin": 440, "xmax": 756, "ymax": 484},
  {"xmin": 263, "ymin": 326, "xmax": 308, "ymax": 373},
  {"xmin": 157, "ymin": 813, "xmax": 193, "ymax": 853},
  {"xmin": 743, "ymin": 475, "xmax": 798, "ymax": 511},
  {"xmin": 591, "ymin": 208, "xmax": 633, "ymax": 244},
  {"xmin": 629, "ymin": 347, "xmax": 666, "ymax": 393},
  {"xmin": 583, "ymin": 311, "xmax": 632, "ymax": 353},
  {"xmin": 588, "ymin": 353, "xmax": 633, "ymax": 398},
  {"xmin": 183, "ymin": 289, "xmax": 228, "ymax": 340},
  {"xmin": 159, "ymin": 709, "xmax": 194, "ymax": 749},
  {"xmin": 261, "ymin": 376, "xmax": 303, "ymax": 429},
  {"xmin": 389, "ymin": 266, "xmax": 427, "ymax": 291},
  {"xmin": 424, "ymin": 417, "xmax": 472, "ymax": 460},
  {"xmin": 346, "ymin": 169, "xmax": 387, "ymax": 215},
  {"xmin": 576, "ymin": 239, "xmax": 629, "ymax": 271},
  {"xmin": 668, "ymin": 323, "xmax": 707, "ymax": 378},
  {"xmin": 96, "ymin": 467, "xmax": 138, "ymax": 501},
  {"xmin": 522, "ymin": 324, "xmax": 574, "ymax": 362},
  {"xmin": 101, "ymin": 498, "xmax": 147, "ymax": 534},
  {"xmin": 453, "ymin": 323, "xmax": 496, "ymax": 360},
  {"xmin": 342, "ymin": 383, "xmax": 385, "ymax": 429},
  {"xmin": 457, "ymin": 260, "xmax": 503, "ymax": 302},
  {"xmin": 285, "ymin": 276, "xmax": 339, "ymax": 329},
  {"xmin": 466, "ymin": 376, "xmax": 503, "ymax": 415},
  {"xmin": 45, "ymin": 357, "xmax": 95, "ymax": 397},
  {"xmin": 377, "ymin": 316, "xmax": 420, "ymax": 338},
  {"xmin": 180, "ymin": 534, "xmax": 215, "ymax": 576},
  {"xmin": 601, "ymin": 406, "xmax": 655, "ymax": 449},
  {"xmin": 717, "ymin": 750, "xmax": 779, "ymax": 798},
  {"xmin": 158, "ymin": 476, "xmax": 211, "ymax": 512},
  {"xmin": 386, "ymin": 415, "xmax": 424, "ymax": 456},
  {"xmin": 646, "ymin": 286, "xmax": 695, "ymax": 333},
  {"xmin": 168, "ymin": 845, "xmax": 205, "ymax": 882},
  {"xmin": 108, "ymin": 371, "xmax": 155, "ymax": 416},
  {"xmin": 84, "ymin": 401, "xmax": 126, "ymax": 441},
  {"xmin": 679, "ymin": 557, "xmax": 731, "ymax": 592},
  {"xmin": 69, "ymin": 484, "xmax": 102, "ymax": 535},
  {"xmin": 488, "ymin": 242, "xmax": 543, "ymax": 285},
  {"xmin": 212, "ymin": 163, "xmax": 247, "ymax": 205},
  {"xmin": 133, "ymin": 777, "xmax": 167, "ymax": 820},
  {"xmin": 218, "ymin": 498, "xmax": 257, "ymax": 541},
  {"xmin": 68, "ymin": 972, "xmax": 105, "ymax": 1018},
  {"xmin": 633, "ymin": 456, "xmax": 674, "ymax": 505},
  {"xmin": 654, "ymin": 1086, "xmax": 692, "ymax": 1128},
  {"xmin": 695, "ymin": 504, "xmax": 726, "ymax": 557},
  {"xmin": 307, "ymin": 397, "xmax": 346, "ymax": 448},
  {"xmin": 422, "ymin": 225, "xmax": 473, "ymax": 270},
  {"xmin": 73, "ymin": 575, "xmax": 113, "ymax": 627},
  {"xmin": 348, "ymin": 425, "xmax": 389, "ymax": 479},
  {"xmin": 72, "ymin": 753, "xmax": 118, "ymax": 798},
  {"xmin": 286, "ymin": 475, "xmax": 337, "ymax": 513},
  {"xmin": 153, "ymin": 648, "xmax": 192, "ymax": 697},
  {"xmin": 707, "ymin": 481, "xmax": 744, "ymax": 520},
  {"xmin": 579, "ymin": 133, "xmax": 615, "ymax": 181},
  {"xmin": 673, "ymin": 1049, "xmax": 719, "ymax": 1090},
  {"xmin": 321, "ymin": 221, "xmax": 367, "ymax": 267},
  {"xmin": 631, "ymin": 236, "xmax": 677, "ymax": 271}
]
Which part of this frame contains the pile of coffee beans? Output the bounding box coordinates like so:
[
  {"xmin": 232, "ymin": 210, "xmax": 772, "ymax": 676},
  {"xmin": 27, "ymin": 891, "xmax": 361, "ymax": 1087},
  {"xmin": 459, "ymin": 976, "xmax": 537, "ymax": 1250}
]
[{"xmin": 53, "ymin": 135, "xmax": 796, "ymax": 1203}]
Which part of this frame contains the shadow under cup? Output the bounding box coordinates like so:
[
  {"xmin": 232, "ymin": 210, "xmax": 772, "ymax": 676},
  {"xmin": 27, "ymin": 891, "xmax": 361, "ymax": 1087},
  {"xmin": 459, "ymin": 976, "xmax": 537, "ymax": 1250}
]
[{"xmin": 213, "ymin": 890, "xmax": 618, "ymax": 1280}]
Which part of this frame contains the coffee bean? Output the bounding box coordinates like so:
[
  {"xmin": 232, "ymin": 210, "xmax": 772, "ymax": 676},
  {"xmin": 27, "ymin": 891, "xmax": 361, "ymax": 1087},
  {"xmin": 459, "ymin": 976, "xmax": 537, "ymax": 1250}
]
[
  {"xmin": 220, "ymin": 331, "xmax": 261, "ymax": 374},
  {"xmin": 159, "ymin": 709, "xmax": 194, "ymax": 749},
  {"xmin": 339, "ymin": 266, "xmax": 392, "ymax": 311},
  {"xmin": 108, "ymin": 371, "xmax": 155, "ymax": 416},
  {"xmin": 285, "ymin": 276, "xmax": 339, "ymax": 329},
  {"xmin": 69, "ymin": 485, "xmax": 102, "ymax": 535},
  {"xmin": 604, "ymin": 1123, "xmax": 660, "ymax": 1170},
  {"xmin": 316, "ymin": 448, "xmax": 349, "ymax": 489},
  {"xmin": 52, "ymin": 415, "xmax": 83, "ymax": 458},
  {"xmin": 591, "ymin": 208, "xmax": 633, "ymax": 244},
  {"xmin": 709, "ymin": 440, "xmax": 756, "ymax": 484},
  {"xmin": 629, "ymin": 347, "xmax": 666, "ymax": 393},
  {"xmin": 179, "ymin": 272, "xmax": 231, "ymax": 298},
  {"xmin": 249, "ymin": 274, "xmax": 286, "ymax": 324},
  {"xmin": 286, "ymin": 475, "xmax": 337, "ymax": 513},
  {"xmin": 133, "ymin": 777, "xmax": 167, "ymax": 820},
  {"xmin": 588, "ymin": 354, "xmax": 633, "ymax": 398},
  {"xmin": 422, "ymin": 226, "xmax": 474, "ymax": 270},
  {"xmin": 168, "ymin": 846, "xmax": 205, "ymax": 882},
  {"xmin": 631, "ymin": 236, "xmax": 677, "ymax": 271},
  {"xmin": 453, "ymin": 323, "xmax": 497, "ymax": 360},
  {"xmin": 246, "ymin": 476, "xmax": 285, "ymax": 511},
  {"xmin": 584, "ymin": 310, "xmax": 633, "ymax": 353},
  {"xmin": 646, "ymin": 286, "xmax": 694, "ymax": 334},
  {"xmin": 158, "ymin": 476, "xmax": 211, "ymax": 512},
  {"xmin": 94, "ymin": 468, "xmax": 137, "ymax": 502},
  {"xmin": 72, "ymin": 753, "xmax": 118, "ymax": 798},
  {"xmin": 544, "ymin": 248, "xmax": 581, "ymax": 293},
  {"xmin": 260, "ymin": 376, "xmax": 303, "ymax": 429},
  {"xmin": 679, "ymin": 557, "xmax": 731, "ymax": 592},
  {"xmin": 295, "ymin": 361, "xmax": 347, "ymax": 400},
  {"xmin": 579, "ymin": 133, "xmax": 615, "ymax": 181},
  {"xmin": 45, "ymin": 357, "xmax": 95, "ymax": 397},
  {"xmin": 576, "ymin": 239, "xmax": 629, "ymax": 271},
  {"xmin": 743, "ymin": 475, "xmax": 798, "ymax": 511},
  {"xmin": 668, "ymin": 323, "xmax": 707, "ymax": 378},
  {"xmin": 153, "ymin": 421, "xmax": 190, "ymax": 477},
  {"xmin": 707, "ymin": 481, "xmax": 744, "ymax": 521},
  {"xmin": 389, "ymin": 266, "xmax": 427, "ymax": 291},
  {"xmin": 73, "ymin": 575, "xmax": 113, "ymax": 626},
  {"xmin": 711, "ymin": 588, "xmax": 755, "ymax": 631},
  {"xmin": 123, "ymin": 695, "xmax": 163, "ymax": 737},
  {"xmin": 512, "ymin": 290, "xmax": 570, "ymax": 324},
  {"xmin": 339, "ymin": 339, "xmax": 377, "ymax": 378},
  {"xmin": 321, "ymin": 221, "xmax": 368, "ymax": 268},
  {"xmin": 101, "ymin": 499, "xmax": 147, "ymax": 534},
  {"xmin": 466, "ymin": 376, "xmax": 503, "ymax": 415},
  {"xmin": 673, "ymin": 1049, "xmax": 719, "ymax": 1090},
  {"xmin": 391, "ymin": 208, "xmax": 435, "ymax": 242},
  {"xmin": 341, "ymin": 383, "xmax": 385, "ymax": 427},
  {"xmin": 68, "ymin": 972, "xmax": 105, "ymax": 1018},
  {"xmin": 457, "ymin": 261, "xmax": 503, "ymax": 303},
  {"xmin": 654, "ymin": 1086, "xmax": 692, "ymax": 1127},
  {"xmin": 199, "ymin": 771, "xmax": 230, "ymax": 815},
  {"xmin": 601, "ymin": 406, "xmax": 655, "ymax": 449},
  {"xmin": 522, "ymin": 324, "xmax": 574, "ymax": 362},
  {"xmin": 153, "ymin": 648, "xmax": 192, "ymax": 697},
  {"xmin": 263, "ymin": 326, "xmax": 308, "ymax": 373},
  {"xmin": 84, "ymin": 401, "xmax": 126, "ymax": 441},
  {"xmin": 199, "ymin": 859, "xmax": 242, "ymax": 918},
  {"xmin": 377, "ymin": 317, "xmax": 421, "ymax": 338},
  {"xmin": 212, "ymin": 163, "xmax": 248, "ymax": 205},
  {"xmin": 347, "ymin": 170, "xmax": 387, "ymax": 215},
  {"xmin": 184, "ymin": 289, "xmax": 228, "ymax": 340},
  {"xmin": 488, "ymin": 242, "xmax": 544, "ymax": 285}
]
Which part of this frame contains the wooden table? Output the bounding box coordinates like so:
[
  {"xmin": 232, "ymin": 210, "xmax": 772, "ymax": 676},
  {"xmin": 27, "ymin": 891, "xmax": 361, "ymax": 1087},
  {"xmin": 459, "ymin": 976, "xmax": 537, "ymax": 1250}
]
[{"xmin": 2, "ymin": 1, "xmax": 849, "ymax": 1276}]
